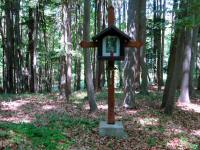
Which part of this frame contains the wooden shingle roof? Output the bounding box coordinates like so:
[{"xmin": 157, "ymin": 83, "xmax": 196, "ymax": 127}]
[{"xmin": 92, "ymin": 25, "xmax": 131, "ymax": 41}]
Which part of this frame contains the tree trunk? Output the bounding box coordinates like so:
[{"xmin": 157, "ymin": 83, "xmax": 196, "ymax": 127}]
[
  {"xmin": 60, "ymin": 56, "xmax": 67, "ymax": 99},
  {"xmin": 83, "ymin": 0, "xmax": 97, "ymax": 112},
  {"xmin": 160, "ymin": 0, "xmax": 166, "ymax": 87},
  {"xmin": 153, "ymin": 0, "xmax": 163, "ymax": 90},
  {"xmin": 28, "ymin": 7, "xmax": 36, "ymax": 93},
  {"xmin": 139, "ymin": 0, "xmax": 148, "ymax": 94},
  {"xmin": 164, "ymin": 29, "xmax": 185, "ymax": 114},
  {"xmin": 66, "ymin": 3, "xmax": 72, "ymax": 98},
  {"xmin": 189, "ymin": 28, "xmax": 199, "ymax": 96},
  {"xmin": 124, "ymin": 0, "xmax": 138, "ymax": 109},
  {"xmin": 95, "ymin": 0, "xmax": 105, "ymax": 91},
  {"xmin": 0, "ymin": 13, "xmax": 6, "ymax": 92},
  {"xmin": 178, "ymin": 28, "xmax": 192, "ymax": 104},
  {"xmin": 161, "ymin": 29, "xmax": 179, "ymax": 108},
  {"xmin": 14, "ymin": 0, "xmax": 21, "ymax": 93},
  {"xmin": 5, "ymin": 0, "xmax": 15, "ymax": 93},
  {"xmin": 161, "ymin": 0, "xmax": 178, "ymax": 108}
]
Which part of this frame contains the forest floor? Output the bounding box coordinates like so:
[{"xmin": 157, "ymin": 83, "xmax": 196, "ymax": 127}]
[{"xmin": 0, "ymin": 89, "xmax": 199, "ymax": 150}]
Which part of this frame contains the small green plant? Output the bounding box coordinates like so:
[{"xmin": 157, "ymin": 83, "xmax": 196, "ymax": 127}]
[
  {"xmin": 147, "ymin": 136, "xmax": 157, "ymax": 147},
  {"xmin": 0, "ymin": 130, "xmax": 9, "ymax": 138},
  {"xmin": 190, "ymin": 143, "xmax": 199, "ymax": 150},
  {"xmin": 0, "ymin": 111, "xmax": 98, "ymax": 150}
]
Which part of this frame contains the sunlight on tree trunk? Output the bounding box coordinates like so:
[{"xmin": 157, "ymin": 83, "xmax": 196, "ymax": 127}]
[
  {"xmin": 123, "ymin": 0, "xmax": 137, "ymax": 109},
  {"xmin": 83, "ymin": 0, "xmax": 97, "ymax": 112},
  {"xmin": 178, "ymin": 28, "xmax": 192, "ymax": 104}
]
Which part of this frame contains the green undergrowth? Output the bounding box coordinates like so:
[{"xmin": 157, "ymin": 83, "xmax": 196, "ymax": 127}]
[
  {"xmin": 0, "ymin": 112, "xmax": 98, "ymax": 150},
  {"xmin": 0, "ymin": 93, "xmax": 56, "ymax": 102}
]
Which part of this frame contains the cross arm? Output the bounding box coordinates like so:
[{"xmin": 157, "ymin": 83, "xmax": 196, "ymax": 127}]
[
  {"xmin": 124, "ymin": 40, "xmax": 143, "ymax": 48},
  {"xmin": 80, "ymin": 40, "xmax": 98, "ymax": 48}
]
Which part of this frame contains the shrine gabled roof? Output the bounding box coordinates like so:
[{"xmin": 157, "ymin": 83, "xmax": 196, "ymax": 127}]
[{"xmin": 92, "ymin": 25, "xmax": 131, "ymax": 41}]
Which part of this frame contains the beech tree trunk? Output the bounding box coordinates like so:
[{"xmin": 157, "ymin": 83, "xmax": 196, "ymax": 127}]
[
  {"xmin": 189, "ymin": 27, "xmax": 199, "ymax": 95},
  {"xmin": 95, "ymin": 0, "xmax": 105, "ymax": 91},
  {"xmin": 139, "ymin": 0, "xmax": 148, "ymax": 94},
  {"xmin": 66, "ymin": 3, "xmax": 72, "ymax": 98},
  {"xmin": 5, "ymin": 0, "xmax": 15, "ymax": 93},
  {"xmin": 124, "ymin": 0, "xmax": 138, "ymax": 109},
  {"xmin": 164, "ymin": 29, "xmax": 185, "ymax": 114},
  {"xmin": 161, "ymin": 0, "xmax": 178, "ymax": 109},
  {"xmin": 59, "ymin": 2, "xmax": 72, "ymax": 99},
  {"xmin": 28, "ymin": 7, "xmax": 36, "ymax": 93},
  {"xmin": 178, "ymin": 28, "xmax": 192, "ymax": 104},
  {"xmin": 83, "ymin": 0, "xmax": 97, "ymax": 112},
  {"xmin": 153, "ymin": 0, "xmax": 163, "ymax": 90}
]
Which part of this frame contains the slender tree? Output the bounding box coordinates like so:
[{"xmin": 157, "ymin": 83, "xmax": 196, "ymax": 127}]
[
  {"xmin": 83, "ymin": 0, "xmax": 98, "ymax": 112},
  {"xmin": 124, "ymin": 0, "xmax": 138, "ymax": 108}
]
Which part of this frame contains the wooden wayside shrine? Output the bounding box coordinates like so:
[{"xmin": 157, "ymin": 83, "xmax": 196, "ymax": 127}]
[{"xmin": 80, "ymin": 5, "xmax": 143, "ymax": 125}]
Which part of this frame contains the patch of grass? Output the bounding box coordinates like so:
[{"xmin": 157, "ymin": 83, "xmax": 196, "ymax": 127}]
[
  {"xmin": 0, "ymin": 122, "xmax": 73, "ymax": 150},
  {"xmin": 0, "ymin": 130, "xmax": 9, "ymax": 138},
  {"xmin": 0, "ymin": 93, "xmax": 54, "ymax": 102},
  {"xmin": 0, "ymin": 94, "xmax": 17, "ymax": 101},
  {"xmin": 190, "ymin": 143, "xmax": 199, "ymax": 150},
  {"xmin": 144, "ymin": 126, "xmax": 165, "ymax": 133},
  {"xmin": 96, "ymin": 89, "xmax": 125, "ymax": 103},
  {"xmin": 179, "ymin": 137, "xmax": 199, "ymax": 150},
  {"xmin": 138, "ymin": 109, "xmax": 161, "ymax": 116},
  {"xmin": 147, "ymin": 136, "xmax": 157, "ymax": 147},
  {"xmin": 0, "ymin": 112, "xmax": 98, "ymax": 150},
  {"xmin": 136, "ymin": 92, "xmax": 163, "ymax": 101},
  {"xmin": 34, "ymin": 111, "xmax": 98, "ymax": 130}
]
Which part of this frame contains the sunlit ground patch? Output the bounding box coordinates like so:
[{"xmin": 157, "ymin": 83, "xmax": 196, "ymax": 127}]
[
  {"xmin": 0, "ymin": 98, "xmax": 63, "ymax": 123},
  {"xmin": 126, "ymin": 109, "xmax": 138, "ymax": 115},
  {"xmin": 164, "ymin": 121, "xmax": 188, "ymax": 137},
  {"xmin": 176, "ymin": 102, "xmax": 200, "ymax": 113},
  {"xmin": 167, "ymin": 137, "xmax": 199, "ymax": 150},
  {"xmin": 138, "ymin": 117, "xmax": 159, "ymax": 126},
  {"xmin": 42, "ymin": 105, "xmax": 57, "ymax": 110},
  {"xmin": 1, "ymin": 100, "xmax": 30, "ymax": 111},
  {"xmin": 190, "ymin": 129, "xmax": 200, "ymax": 137},
  {"xmin": 83, "ymin": 102, "xmax": 108, "ymax": 111}
]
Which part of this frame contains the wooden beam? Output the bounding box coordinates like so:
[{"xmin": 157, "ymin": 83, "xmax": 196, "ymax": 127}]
[
  {"xmin": 124, "ymin": 40, "xmax": 143, "ymax": 48},
  {"xmin": 108, "ymin": 6, "xmax": 115, "ymax": 26},
  {"xmin": 80, "ymin": 41, "xmax": 98, "ymax": 48}
]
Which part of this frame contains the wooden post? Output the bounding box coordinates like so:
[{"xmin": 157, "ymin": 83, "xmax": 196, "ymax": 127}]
[
  {"xmin": 107, "ymin": 6, "xmax": 115, "ymax": 124},
  {"xmin": 80, "ymin": 5, "xmax": 143, "ymax": 125},
  {"xmin": 108, "ymin": 6, "xmax": 115, "ymax": 26},
  {"xmin": 108, "ymin": 59, "xmax": 115, "ymax": 124}
]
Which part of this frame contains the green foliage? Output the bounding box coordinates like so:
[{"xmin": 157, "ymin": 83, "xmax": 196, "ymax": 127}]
[
  {"xmin": 190, "ymin": 144, "xmax": 199, "ymax": 150},
  {"xmin": 0, "ymin": 130, "xmax": 9, "ymax": 138},
  {"xmin": 0, "ymin": 93, "xmax": 55, "ymax": 102},
  {"xmin": 34, "ymin": 111, "xmax": 98, "ymax": 130},
  {"xmin": 136, "ymin": 92, "xmax": 163, "ymax": 102},
  {"xmin": 0, "ymin": 111, "xmax": 98, "ymax": 150},
  {"xmin": 0, "ymin": 122, "xmax": 73, "ymax": 149},
  {"xmin": 147, "ymin": 136, "xmax": 157, "ymax": 147}
]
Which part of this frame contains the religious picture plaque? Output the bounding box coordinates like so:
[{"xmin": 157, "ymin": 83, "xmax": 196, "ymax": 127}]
[{"xmin": 102, "ymin": 36, "xmax": 120, "ymax": 57}]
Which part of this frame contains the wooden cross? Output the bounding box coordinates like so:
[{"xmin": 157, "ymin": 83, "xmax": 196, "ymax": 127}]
[{"xmin": 80, "ymin": 6, "xmax": 143, "ymax": 124}]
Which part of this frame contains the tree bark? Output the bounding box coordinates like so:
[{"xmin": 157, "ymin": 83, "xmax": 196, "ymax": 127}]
[
  {"xmin": 178, "ymin": 28, "xmax": 192, "ymax": 104},
  {"xmin": 164, "ymin": 29, "xmax": 185, "ymax": 114},
  {"xmin": 161, "ymin": 0, "xmax": 178, "ymax": 108},
  {"xmin": 83, "ymin": 0, "xmax": 98, "ymax": 112},
  {"xmin": 28, "ymin": 7, "xmax": 37, "ymax": 93},
  {"xmin": 5, "ymin": 0, "xmax": 15, "ymax": 93},
  {"xmin": 124, "ymin": 0, "xmax": 138, "ymax": 109},
  {"xmin": 139, "ymin": 0, "xmax": 148, "ymax": 94},
  {"xmin": 65, "ymin": 3, "xmax": 72, "ymax": 98},
  {"xmin": 153, "ymin": 0, "xmax": 163, "ymax": 90},
  {"xmin": 189, "ymin": 27, "xmax": 199, "ymax": 96}
]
